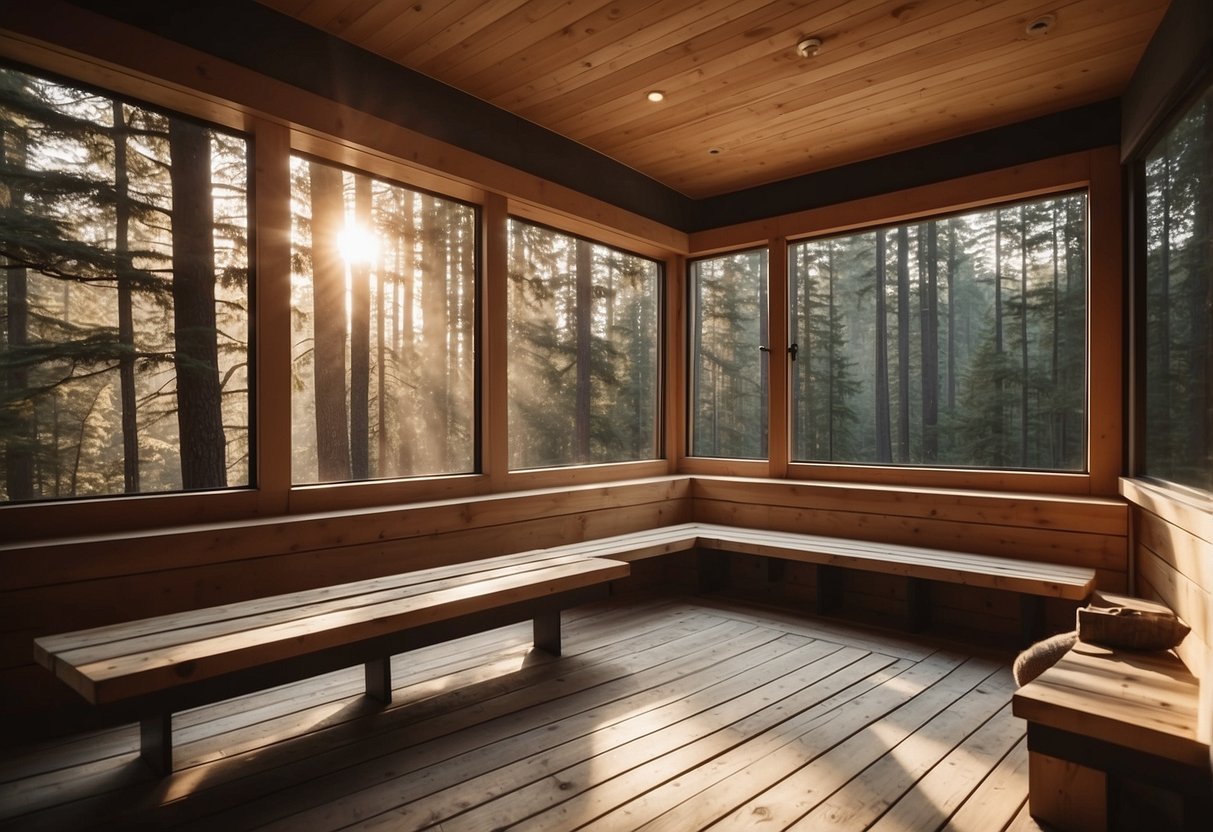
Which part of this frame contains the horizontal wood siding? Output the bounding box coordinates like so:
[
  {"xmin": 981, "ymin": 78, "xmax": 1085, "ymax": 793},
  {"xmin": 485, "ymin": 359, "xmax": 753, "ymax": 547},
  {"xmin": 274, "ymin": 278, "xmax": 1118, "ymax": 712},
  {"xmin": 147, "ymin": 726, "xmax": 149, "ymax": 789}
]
[
  {"xmin": 692, "ymin": 476, "xmax": 1128, "ymax": 640},
  {"xmin": 691, "ymin": 477, "xmax": 1128, "ymax": 577},
  {"xmin": 1122, "ymin": 478, "xmax": 1213, "ymax": 757}
]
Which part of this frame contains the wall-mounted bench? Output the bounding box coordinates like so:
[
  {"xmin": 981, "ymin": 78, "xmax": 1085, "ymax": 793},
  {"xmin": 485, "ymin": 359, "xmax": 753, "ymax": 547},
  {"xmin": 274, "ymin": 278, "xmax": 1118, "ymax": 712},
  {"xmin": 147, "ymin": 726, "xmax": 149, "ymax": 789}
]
[
  {"xmin": 33, "ymin": 521, "xmax": 1094, "ymax": 775},
  {"xmin": 33, "ymin": 547, "xmax": 630, "ymax": 775},
  {"xmin": 1013, "ymin": 641, "xmax": 1212, "ymax": 831},
  {"xmin": 601, "ymin": 523, "xmax": 1095, "ymax": 640}
]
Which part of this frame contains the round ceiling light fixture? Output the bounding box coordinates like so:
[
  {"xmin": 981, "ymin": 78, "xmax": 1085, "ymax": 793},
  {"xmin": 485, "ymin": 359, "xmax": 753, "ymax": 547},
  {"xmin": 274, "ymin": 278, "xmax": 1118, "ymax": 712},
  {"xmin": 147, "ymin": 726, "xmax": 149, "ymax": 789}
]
[
  {"xmin": 796, "ymin": 36, "xmax": 823, "ymax": 58},
  {"xmin": 646, "ymin": 90, "xmax": 665, "ymax": 103},
  {"xmin": 1026, "ymin": 14, "xmax": 1055, "ymax": 37}
]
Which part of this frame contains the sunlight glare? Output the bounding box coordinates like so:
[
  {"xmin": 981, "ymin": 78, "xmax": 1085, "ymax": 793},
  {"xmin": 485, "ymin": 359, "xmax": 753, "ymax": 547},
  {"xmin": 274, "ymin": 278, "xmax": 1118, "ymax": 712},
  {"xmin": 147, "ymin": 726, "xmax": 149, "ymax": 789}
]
[{"xmin": 337, "ymin": 224, "xmax": 378, "ymax": 266}]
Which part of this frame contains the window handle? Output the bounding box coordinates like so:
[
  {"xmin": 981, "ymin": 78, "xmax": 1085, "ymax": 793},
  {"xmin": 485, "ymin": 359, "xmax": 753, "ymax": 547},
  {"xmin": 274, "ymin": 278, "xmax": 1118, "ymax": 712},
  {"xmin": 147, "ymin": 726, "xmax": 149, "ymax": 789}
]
[{"xmin": 759, "ymin": 344, "xmax": 798, "ymax": 360}]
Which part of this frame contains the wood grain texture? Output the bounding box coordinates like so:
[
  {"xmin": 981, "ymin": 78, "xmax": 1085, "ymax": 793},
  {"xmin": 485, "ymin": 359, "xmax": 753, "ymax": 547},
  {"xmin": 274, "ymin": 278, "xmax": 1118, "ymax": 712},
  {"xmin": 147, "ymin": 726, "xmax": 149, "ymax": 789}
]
[{"xmin": 260, "ymin": 0, "xmax": 1167, "ymax": 197}]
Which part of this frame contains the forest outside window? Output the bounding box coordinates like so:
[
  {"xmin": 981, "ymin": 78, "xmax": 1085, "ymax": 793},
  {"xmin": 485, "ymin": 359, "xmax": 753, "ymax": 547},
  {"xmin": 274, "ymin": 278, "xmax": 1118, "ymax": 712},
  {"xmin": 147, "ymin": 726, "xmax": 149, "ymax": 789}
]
[
  {"xmin": 0, "ymin": 66, "xmax": 250, "ymax": 503},
  {"xmin": 1143, "ymin": 83, "xmax": 1213, "ymax": 493},
  {"xmin": 507, "ymin": 219, "xmax": 660, "ymax": 470},
  {"xmin": 789, "ymin": 193, "xmax": 1087, "ymax": 471},
  {"xmin": 289, "ymin": 157, "xmax": 476, "ymax": 484},
  {"xmin": 690, "ymin": 249, "xmax": 769, "ymax": 460}
]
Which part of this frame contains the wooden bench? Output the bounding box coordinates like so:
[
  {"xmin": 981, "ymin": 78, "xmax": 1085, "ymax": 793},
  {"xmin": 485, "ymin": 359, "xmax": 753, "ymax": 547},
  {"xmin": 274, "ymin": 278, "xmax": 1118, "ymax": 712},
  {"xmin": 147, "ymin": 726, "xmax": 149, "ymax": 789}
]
[
  {"xmin": 33, "ymin": 546, "xmax": 630, "ymax": 775},
  {"xmin": 1013, "ymin": 641, "xmax": 1212, "ymax": 831},
  {"xmin": 33, "ymin": 521, "xmax": 1092, "ymax": 775},
  {"xmin": 642, "ymin": 523, "xmax": 1096, "ymax": 640}
]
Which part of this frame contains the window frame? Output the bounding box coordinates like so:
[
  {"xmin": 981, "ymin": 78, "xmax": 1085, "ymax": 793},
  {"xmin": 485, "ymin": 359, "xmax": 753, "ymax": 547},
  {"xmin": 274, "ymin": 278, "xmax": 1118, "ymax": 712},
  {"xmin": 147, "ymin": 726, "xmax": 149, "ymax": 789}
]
[
  {"xmin": 503, "ymin": 214, "xmax": 667, "ymax": 475},
  {"xmin": 0, "ymin": 58, "xmax": 257, "ymax": 504},
  {"xmin": 1129, "ymin": 75, "xmax": 1213, "ymax": 499},
  {"xmin": 683, "ymin": 149, "xmax": 1123, "ymax": 496}
]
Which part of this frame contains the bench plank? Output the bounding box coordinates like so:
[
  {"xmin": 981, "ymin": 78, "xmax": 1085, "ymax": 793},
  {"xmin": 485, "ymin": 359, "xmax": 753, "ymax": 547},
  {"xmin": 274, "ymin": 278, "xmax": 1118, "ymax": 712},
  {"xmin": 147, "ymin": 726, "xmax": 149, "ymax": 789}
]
[
  {"xmin": 1013, "ymin": 641, "xmax": 1205, "ymax": 767},
  {"xmin": 692, "ymin": 524, "xmax": 1095, "ymax": 600},
  {"xmin": 41, "ymin": 559, "xmax": 628, "ymax": 705},
  {"xmin": 36, "ymin": 553, "xmax": 609, "ymax": 668}
]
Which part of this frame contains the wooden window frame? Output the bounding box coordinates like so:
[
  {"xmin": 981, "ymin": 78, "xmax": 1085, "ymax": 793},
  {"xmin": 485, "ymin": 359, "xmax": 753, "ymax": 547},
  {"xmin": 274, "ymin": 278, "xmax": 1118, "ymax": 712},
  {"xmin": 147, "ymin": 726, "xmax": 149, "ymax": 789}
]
[{"xmin": 685, "ymin": 148, "xmax": 1124, "ymax": 496}]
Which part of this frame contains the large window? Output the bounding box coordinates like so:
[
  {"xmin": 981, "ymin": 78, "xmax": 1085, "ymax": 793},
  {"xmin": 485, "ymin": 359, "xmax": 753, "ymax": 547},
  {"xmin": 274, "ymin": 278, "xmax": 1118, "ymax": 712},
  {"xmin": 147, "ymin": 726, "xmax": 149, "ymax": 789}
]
[
  {"xmin": 789, "ymin": 193, "xmax": 1087, "ymax": 470},
  {"xmin": 507, "ymin": 219, "xmax": 660, "ymax": 470},
  {"xmin": 690, "ymin": 249, "xmax": 769, "ymax": 459},
  {"xmin": 290, "ymin": 158, "xmax": 476, "ymax": 483},
  {"xmin": 0, "ymin": 66, "xmax": 250, "ymax": 502},
  {"xmin": 1143, "ymin": 84, "xmax": 1213, "ymax": 492}
]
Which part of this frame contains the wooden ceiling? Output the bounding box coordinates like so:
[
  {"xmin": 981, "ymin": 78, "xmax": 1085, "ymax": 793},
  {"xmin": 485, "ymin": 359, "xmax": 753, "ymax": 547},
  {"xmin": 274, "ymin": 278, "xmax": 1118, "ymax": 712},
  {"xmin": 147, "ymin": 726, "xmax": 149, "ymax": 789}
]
[{"xmin": 260, "ymin": 0, "xmax": 1169, "ymax": 199}]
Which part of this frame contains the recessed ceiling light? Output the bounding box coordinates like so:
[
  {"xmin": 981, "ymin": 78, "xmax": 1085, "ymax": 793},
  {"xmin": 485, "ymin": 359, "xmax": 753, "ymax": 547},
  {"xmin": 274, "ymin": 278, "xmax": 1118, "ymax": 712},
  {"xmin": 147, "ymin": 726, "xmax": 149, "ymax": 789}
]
[
  {"xmin": 1026, "ymin": 14, "xmax": 1055, "ymax": 37},
  {"xmin": 646, "ymin": 90, "xmax": 665, "ymax": 103}
]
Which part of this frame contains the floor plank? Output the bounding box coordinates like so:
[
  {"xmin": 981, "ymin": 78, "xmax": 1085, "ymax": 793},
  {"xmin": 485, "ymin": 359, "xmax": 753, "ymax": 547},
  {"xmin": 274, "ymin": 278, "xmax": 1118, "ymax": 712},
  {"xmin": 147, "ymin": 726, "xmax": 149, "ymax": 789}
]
[{"xmin": 0, "ymin": 595, "xmax": 1034, "ymax": 832}]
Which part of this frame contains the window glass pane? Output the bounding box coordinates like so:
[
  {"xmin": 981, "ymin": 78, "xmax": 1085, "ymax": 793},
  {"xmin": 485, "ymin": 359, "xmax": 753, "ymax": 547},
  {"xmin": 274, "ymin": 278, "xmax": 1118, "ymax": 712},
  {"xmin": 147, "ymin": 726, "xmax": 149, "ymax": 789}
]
[
  {"xmin": 0, "ymin": 67, "xmax": 250, "ymax": 502},
  {"xmin": 290, "ymin": 158, "xmax": 476, "ymax": 483},
  {"xmin": 507, "ymin": 219, "xmax": 660, "ymax": 469},
  {"xmin": 690, "ymin": 249, "xmax": 769, "ymax": 459},
  {"xmin": 1144, "ymin": 85, "xmax": 1213, "ymax": 492},
  {"xmin": 789, "ymin": 193, "xmax": 1087, "ymax": 470}
]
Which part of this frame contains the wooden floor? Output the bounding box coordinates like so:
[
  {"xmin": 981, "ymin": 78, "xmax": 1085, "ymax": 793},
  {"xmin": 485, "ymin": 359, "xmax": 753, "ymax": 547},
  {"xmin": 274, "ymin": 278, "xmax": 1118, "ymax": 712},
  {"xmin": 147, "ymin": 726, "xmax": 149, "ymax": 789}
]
[{"xmin": 0, "ymin": 595, "xmax": 1048, "ymax": 831}]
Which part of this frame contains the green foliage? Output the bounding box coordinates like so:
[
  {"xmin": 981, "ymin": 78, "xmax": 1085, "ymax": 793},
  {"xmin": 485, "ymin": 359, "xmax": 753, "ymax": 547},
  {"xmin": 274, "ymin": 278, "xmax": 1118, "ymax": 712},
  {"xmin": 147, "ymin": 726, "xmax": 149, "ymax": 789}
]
[
  {"xmin": 0, "ymin": 66, "xmax": 249, "ymax": 502},
  {"xmin": 786, "ymin": 193, "xmax": 1087, "ymax": 471},
  {"xmin": 1144, "ymin": 86, "xmax": 1213, "ymax": 492}
]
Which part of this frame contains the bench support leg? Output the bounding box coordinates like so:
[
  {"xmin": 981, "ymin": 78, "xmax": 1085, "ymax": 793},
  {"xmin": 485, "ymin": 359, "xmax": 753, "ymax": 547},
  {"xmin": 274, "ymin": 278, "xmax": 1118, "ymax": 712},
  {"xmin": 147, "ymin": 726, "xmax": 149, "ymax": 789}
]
[
  {"xmin": 816, "ymin": 565, "xmax": 844, "ymax": 616},
  {"xmin": 1028, "ymin": 749, "xmax": 1107, "ymax": 832},
  {"xmin": 365, "ymin": 657, "xmax": 392, "ymax": 704},
  {"xmin": 1020, "ymin": 595, "xmax": 1045, "ymax": 645},
  {"xmin": 534, "ymin": 612, "xmax": 561, "ymax": 656},
  {"xmin": 906, "ymin": 578, "xmax": 931, "ymax": 632},
  {"xmin": 140, "ymin": 712, "xmax": 173, "ymax": 776}
]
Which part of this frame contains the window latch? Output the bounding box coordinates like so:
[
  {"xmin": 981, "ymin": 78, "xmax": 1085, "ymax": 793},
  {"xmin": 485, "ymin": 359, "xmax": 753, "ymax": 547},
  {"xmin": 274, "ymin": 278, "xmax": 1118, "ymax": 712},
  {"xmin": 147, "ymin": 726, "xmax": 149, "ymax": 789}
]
[{"xmin": 759, "ymin": 343, "xmax": 799, "ymax": 361}]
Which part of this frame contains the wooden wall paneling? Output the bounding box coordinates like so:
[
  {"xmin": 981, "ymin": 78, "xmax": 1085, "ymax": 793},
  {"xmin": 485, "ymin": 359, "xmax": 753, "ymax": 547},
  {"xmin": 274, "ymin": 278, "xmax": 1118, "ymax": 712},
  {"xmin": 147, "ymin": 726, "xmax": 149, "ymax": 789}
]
[
  {"xmin": 691, "ymin": 477, "xmax": 1129, "ymax": 536},
  {"xmin": 0, "ymin": 478, "xmax": 691, "ymax": 593},
  {"xmin": 253, "ymin": 119, "xmax": 293, "ymax": 512},
  {"xmin": 691, "ymin": 499, "xmax": 1125, "ymax": 573},
  {"xmin": 1137, "ymin": 544, "xmax": 1213, "ymax": 663},
  {"xmin": 1137, "ymin": 508, "xmax": 1213, "ymax": 595}
]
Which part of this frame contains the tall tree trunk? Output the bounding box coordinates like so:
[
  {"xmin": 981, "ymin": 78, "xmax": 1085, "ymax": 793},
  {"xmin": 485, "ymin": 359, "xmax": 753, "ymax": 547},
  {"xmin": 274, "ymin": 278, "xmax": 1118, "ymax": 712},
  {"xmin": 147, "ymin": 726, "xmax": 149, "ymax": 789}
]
[
  {"xmin": 2, "ymin": 124, "xmax": 33, "ymax": 500},
  {"xmin": 574, "ymin": 238, "xmax": 592, "ymax": 462},
  {"xmin": 1191, "ymin": 103, "xmax": 1213, "ymax": 475},
  {"xmin": 376, "ymin": 211, "xmax": 387, "ymax": 473},
  {"xmin": 113, "ymin": 100, "xmax": 139, "ymax": 492},
  {"xmin": 308, "ymin": 161, "xmax": 350, "ymax": 482},
  {"xmin": 349, "ymin": 175, "xmax": 371, "ymax": 479},
  {"xmin": 896, "ymin": 225, "xmax": 910, "ymax": 461},
  {"xmin": 1020, "ymin": 206, "xmax": 1030, "ymax": 466},
  {"xmin": 826, "ymin": 241, "xmax": 837, "ymax": 459},
  {"xmin": 1050, "ymin": 204, "xmax": 1061, "ymax": 466},
  {"xmin": 921, "ymin": 223, "xmax": 939, "ymax": 461},
  {"xmin": 169, "ymin": 119, "xmax": 226, "ymax": 489},
  {"xmin": 874, "ymin": 231, "xmax": 892, "ymax": 463},
  {"xmin": 993, "ymin": 210, "xmax": 1005, "ymax": 465},
  {"xmin": 946, "ymin": 219, "xmax": 958, "ymax": 414}
]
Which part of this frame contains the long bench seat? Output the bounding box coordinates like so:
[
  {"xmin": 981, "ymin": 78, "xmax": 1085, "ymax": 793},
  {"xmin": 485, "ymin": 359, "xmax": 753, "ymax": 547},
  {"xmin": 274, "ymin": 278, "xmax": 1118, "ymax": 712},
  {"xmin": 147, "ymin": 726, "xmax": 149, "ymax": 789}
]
[
  {"xmin": 33, "ymin": 521, "xmax": 1095, "ymax": 775},
  {"xmin": 33, "ymin": 547, "xmax": 630, "ymax": 774}
]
